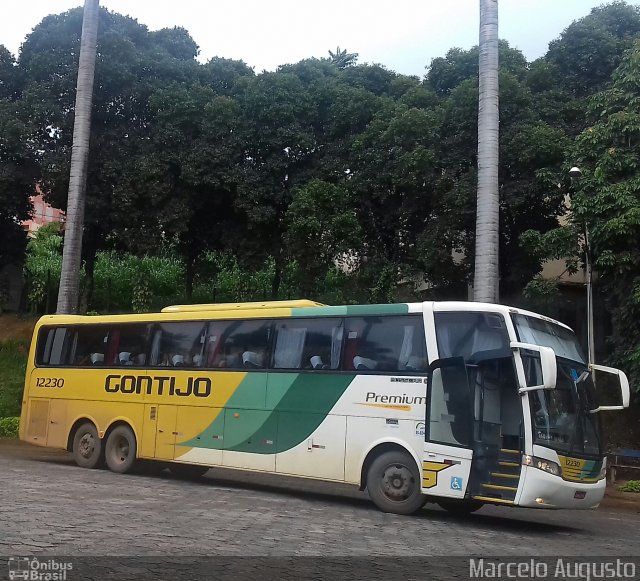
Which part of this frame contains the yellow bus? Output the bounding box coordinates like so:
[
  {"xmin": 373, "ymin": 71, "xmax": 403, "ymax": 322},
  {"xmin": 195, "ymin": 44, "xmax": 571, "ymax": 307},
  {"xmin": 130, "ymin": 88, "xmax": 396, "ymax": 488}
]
[{"xmin": 20, "ymin": 299, "xmax": 630, "ymax": 515}]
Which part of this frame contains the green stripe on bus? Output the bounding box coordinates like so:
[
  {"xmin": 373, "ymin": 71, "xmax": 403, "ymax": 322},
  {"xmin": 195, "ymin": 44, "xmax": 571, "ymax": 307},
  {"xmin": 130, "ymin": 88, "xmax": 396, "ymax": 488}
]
[
  {"xmin": 178, "ymin": 373, "xmax": 356, "ymax": 453},
  {"xmin": 292, "ymin": 303, "xmax": 409, "ymax": 317},
  {"xmin": 228, "ymin": 373, "xmax": 356, "ymax": 453},
  {"xmin": 179, "ymin": 373, "xmax": 272, "ymax": 450}
]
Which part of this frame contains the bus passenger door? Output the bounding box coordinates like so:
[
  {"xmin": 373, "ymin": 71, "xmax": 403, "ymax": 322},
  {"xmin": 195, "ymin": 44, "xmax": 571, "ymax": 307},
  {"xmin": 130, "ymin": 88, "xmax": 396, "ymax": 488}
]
[{"xmin": 423, "ymin": 358, "xmax": 473, "ymax": 499}]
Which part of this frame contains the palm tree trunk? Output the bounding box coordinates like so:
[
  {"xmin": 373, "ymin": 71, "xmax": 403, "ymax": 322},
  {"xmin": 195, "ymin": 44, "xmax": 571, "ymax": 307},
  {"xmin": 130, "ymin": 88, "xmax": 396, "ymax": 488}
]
[
  {"xmin": 474, "ymin": 0, "xmax": 499, "ymax": 303},
  {"xmin": 56, "ymin": 0, "xmax": 100, "ymax": 314}
]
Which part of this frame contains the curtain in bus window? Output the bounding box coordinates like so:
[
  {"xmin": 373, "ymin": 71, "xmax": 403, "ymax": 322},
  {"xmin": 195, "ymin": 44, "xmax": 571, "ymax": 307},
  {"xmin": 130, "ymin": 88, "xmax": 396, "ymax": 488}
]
[
  {"xmin": 273, "ymin": 326, "xmax": 306, "ymax": 369},
  {"xmin": 330, "ymin": 325, "xmax": 343, "ymax": 370},
  {"xmin": 68, "ymin": 332, "xmax": 79, "ymax": 364},
  {"xmin": 514, "ymin": 315, "xmax": 584, "ymax": 363},
  {"xmin": 204, "ymin": 321, "xmax": 230, "ymax": 367},
  {"xmin": 37, "ymin": 327, "xmax": 71, "ymax": 366},
  {"xmin": 398, "ymin": 326, "xmax": 415, "ymax": 370},
  {"xmin": 150, "ymin": 330, "xmax": 162, "ymax": 366}
]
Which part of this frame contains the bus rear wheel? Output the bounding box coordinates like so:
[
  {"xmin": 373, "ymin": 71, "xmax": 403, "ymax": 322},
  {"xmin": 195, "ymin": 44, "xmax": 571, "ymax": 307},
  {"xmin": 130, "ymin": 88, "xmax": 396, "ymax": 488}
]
[
  {"xmin": 105, "ymin": 425, "xmax": 137, "ymax": 474},
  {"xmin": 72, "ymin": 422, "xmax": 102, "ymax": 469},
  {"xmin": 367, "ymin": 450, "xmax": 425, "ymax": 515},
  {"xmin": 169, "ymin": 463, "xmax": 209, "ymax": 479}
]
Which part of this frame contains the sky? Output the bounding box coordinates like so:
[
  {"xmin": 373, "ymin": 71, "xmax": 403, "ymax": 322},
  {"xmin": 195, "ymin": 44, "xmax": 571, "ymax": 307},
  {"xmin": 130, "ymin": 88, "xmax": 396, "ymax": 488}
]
[{"xmin": 2, "ymin": 0, "xmax": 640, "ymax": 76}]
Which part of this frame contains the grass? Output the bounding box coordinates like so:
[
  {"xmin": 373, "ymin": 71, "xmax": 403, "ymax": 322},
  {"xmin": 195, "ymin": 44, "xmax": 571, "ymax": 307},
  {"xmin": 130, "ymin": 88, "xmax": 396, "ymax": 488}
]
[
  {"xmin": 0, "ymin": 339, "xmax": 28, "ymax": 418},
  {"xmin": 619, "ymin": 480, "xmax": 640, "ymax": 493}
]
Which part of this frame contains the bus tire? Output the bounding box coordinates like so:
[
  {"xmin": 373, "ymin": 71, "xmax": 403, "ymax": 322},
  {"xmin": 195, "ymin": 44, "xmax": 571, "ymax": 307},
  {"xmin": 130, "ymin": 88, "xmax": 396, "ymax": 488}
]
[
  {"xmin": 72, "ymin": 422, "xmax": 102, "ymax": 469},
  {"xmin": 105, "ymin": 425, "xmax": 137, "ymax": 474},
  {"xmin": 366, "ymin": 450, "xmax": 425, "ymax": 515},
  {"xmin": 169, "ymin": 463, "xmax": 209, "ymax": 479},
  {"xmin": 437, "ymin": 499, "xmax": 484, "ymax": 515}
]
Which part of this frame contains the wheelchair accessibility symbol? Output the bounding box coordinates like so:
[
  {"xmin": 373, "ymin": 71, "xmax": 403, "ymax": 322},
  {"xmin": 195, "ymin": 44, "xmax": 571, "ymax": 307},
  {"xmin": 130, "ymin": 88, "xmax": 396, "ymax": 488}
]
[{"xmin": 450, "ymin": 476, "xmax": 464, "ymax": 491}]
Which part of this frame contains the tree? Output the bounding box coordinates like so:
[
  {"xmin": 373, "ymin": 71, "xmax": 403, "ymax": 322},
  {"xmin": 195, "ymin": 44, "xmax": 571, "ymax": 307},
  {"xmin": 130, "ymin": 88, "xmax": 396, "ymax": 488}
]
[
  {"xmin": 523, "ymin": 41, "xmax": 640, "ymax": 389},
  {"xmin": 0, "ymin": 46, "xmax": 38, "ymax": 269},
  {"xmin": 285, "ymin": 179, "xmax": 361, "ymax": 296},
  {"xmin": 570, "ymin": 42, "xmax": 640, "ymax": 388},
  {"xmin": 56, "ymin": 0, "xmax": 99, "ymax": 314},
  {"xmin": 21, "ymin": 7, "xmax": 201, "ymax": 310},
  {"xmin": 328, "ymin": 46, "xmax": 358, "ymax": 69},
  {"xmin": 546, "ymin": 1, "xmax": 640, "ymax": 97},
  {"xmin": 474, "ymin": 0, "xmax": 500, "ymax": 303}
]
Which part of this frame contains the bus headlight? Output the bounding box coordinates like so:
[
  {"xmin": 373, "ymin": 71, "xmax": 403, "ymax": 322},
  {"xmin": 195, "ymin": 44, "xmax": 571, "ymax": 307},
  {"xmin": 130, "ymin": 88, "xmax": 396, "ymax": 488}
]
[{"xmin": 522, "ymin": 455, "xmax": 561, "ymax": 476}]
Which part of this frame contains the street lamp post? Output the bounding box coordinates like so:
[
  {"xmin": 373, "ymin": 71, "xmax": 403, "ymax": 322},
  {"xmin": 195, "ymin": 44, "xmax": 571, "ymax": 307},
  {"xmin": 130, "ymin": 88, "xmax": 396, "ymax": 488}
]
[{"xmin": 569, "ymin": 166, "xmax": 595, "ymax": 366}]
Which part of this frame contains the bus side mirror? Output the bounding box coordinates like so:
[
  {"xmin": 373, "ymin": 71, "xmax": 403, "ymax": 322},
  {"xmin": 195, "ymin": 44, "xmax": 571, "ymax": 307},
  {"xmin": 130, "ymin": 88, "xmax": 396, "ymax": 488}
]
[
  {"xmin": 510, "ymin": 342, "xmax": 557, "ymax": 393},
  {"xmin": 588, "ymin": 364, "xmax": 630, "ymax": 411}
]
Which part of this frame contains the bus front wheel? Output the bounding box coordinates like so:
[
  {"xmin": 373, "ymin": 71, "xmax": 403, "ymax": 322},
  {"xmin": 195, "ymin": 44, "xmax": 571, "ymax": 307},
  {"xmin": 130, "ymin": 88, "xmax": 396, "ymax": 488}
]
[
  {"xmin": 72, "ymin": 422, "xmax": 102, "ymax": 469},
  {"xmin": 366, "ymin": 450, "xmax": 425, "ymax": 515},
  {"xmin": 105, "ymin": 425, "xmax": 137, "ymax": 474}
]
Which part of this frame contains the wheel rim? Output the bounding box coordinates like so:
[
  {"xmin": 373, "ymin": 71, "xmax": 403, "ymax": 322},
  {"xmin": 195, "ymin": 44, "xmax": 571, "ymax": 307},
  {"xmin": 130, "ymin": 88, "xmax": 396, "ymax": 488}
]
[
  {"xmin": 78, "ymin": 432, "xmax": 95, "ymax": 459},
  {"xmin": 380, "ymin": 462, "xmax": 415, "ymax": 502},
  {"xmin": 109, "ymin": 434, "xmax": 131, "ymax": 466}
]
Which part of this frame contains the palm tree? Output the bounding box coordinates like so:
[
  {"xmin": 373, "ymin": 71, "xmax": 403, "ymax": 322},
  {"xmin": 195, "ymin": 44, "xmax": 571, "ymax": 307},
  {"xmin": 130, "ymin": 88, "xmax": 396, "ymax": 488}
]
[
  {"xmin": 56, "ymin": 0, "xmax": 100, "ymax": 314},
  {"xmin": 328, "ymin": 46, "xmax": 358, "ymax": 69},
  {"xmin": 473, "ymin": 0, "xmax": 499, "ymax": 303}
]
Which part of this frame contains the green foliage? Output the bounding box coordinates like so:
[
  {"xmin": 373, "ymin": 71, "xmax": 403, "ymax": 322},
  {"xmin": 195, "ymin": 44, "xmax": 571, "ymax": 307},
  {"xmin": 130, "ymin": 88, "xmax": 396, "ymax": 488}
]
[
  {"xmin": 619, "ymin": 480, "xmax": 640, "ymax": 493},
  {"xmin": 286, "ymin": 179, "xmax": 362, "ymax": 296},
  {"xmin": 0, "ymin": 340, "xmax": 27, "ymax": 418},
  {"xmin": 5, "ymin": 1, "xmax": 640, "ymax": 388},
  {"xmin": 328, "ymin": 47, "xmax": 358, "ymax": 69},
  {"xmin": 92, "ymin": 252, "xmax": 185, "ymax": 313},
  {"xmin": 0, "ymin": 417, "xmax": 19, "ymax": 438},
  {"xmin": 546, "ymin": 1, "xmax": 640, "ymax": 97},
  {"xmin": 193, "ymin": 253, "xmax": 300, "ymax": 303},
  {"xmin": 23, "ymin": 223, "xmax": 63, "ymax": 312}
]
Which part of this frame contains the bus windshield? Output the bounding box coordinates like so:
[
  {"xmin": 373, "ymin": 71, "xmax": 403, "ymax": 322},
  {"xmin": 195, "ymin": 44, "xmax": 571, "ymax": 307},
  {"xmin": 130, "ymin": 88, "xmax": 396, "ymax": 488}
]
[
  {"xmin": 511, "ymin": 314, "xmax": 585, "ymax": 363},
  {"xmin": 512, "ymin": 314, "xmax": 602, "ymax": 457}
]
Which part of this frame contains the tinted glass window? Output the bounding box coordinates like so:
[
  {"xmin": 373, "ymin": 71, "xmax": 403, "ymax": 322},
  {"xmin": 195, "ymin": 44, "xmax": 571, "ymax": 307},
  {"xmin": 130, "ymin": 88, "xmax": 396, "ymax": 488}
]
[
  {"xmin": 272, "ymin": 318, "xmax": 343, "ymax": 370},
  {"xmin": 429, "ymin": 361, "xmax": 472, "ymax": 447},
  {"xmin": 69, "ymin": 325, "xmax": 110, "ymax": 366},
  {"xmin": 209, "ymin": 320, "xmax": 272, "ymax": 369},
  {"xmin": 342, "ymin": 315, "xmax": 427, "ymax": 372},
  {"xmin": 203, "ymin": 320, "xmax": 233, "ymax": 368},
  {"xmin": 150, "ymin": 322, "xmax": 207, "ymax": 367},
  {"xmin": 103, "ymin": 324, "xmax": 151, "ymax": 366},
  {"xmin": 435, "ymin": 312, "xmax": 509, "ymax": 362},
  {"xmin": 36, "ymin": 327, "xmax": 73, "ymax": 366}
]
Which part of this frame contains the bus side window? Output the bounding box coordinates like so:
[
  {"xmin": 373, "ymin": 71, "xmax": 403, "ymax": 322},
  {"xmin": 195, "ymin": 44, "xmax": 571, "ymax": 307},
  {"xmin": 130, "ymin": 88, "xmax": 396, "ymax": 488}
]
[
  {"xmin": 343, "ymin": 315, "xmax": 426, "ymax": 373},
  {"xmin": 106, "ymin": 324, "xmax": 150, "ymax": 367},
  {"xmin": 271, "ymin": 318, "xmax": 343, "ymax": 370},
  {"xmin": 216, "ymin": 320, "xmax": 271, "ymax": 370},
  {"xmin": 68, "ymin": 325, "xmax": 109, "ymax": 366},
  {"xmin": 36, "ymin": 327, "xmax": 72, "ymax": 366},
  {"xmin": 150, "ymin": 322, "xmax": 207, "ymax": 368},
  {"xmin": 204, "ymin": 321, "xmax": 233, "ymax": 368}
]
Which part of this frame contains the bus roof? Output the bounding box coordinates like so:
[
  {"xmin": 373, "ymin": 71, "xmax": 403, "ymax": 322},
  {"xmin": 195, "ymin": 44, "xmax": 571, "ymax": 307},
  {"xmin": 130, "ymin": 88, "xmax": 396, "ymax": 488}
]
[{"xmin": 161, "ymin": 299, "xmax": 326, "ymax": 313}]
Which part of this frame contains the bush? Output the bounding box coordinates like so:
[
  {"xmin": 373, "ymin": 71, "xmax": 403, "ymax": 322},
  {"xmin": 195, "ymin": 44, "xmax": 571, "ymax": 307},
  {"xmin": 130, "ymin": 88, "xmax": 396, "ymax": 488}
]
[
  {"xmin": 0, "ymin": 416, "xmax": 19, "ymax": 438},
  {"xmin": 0, "ymin": 340, "xmax": 27, "ymax": 417},
  {"xmin": 619, "ymin": 480, "xmax": 640, "ymax": 493}
]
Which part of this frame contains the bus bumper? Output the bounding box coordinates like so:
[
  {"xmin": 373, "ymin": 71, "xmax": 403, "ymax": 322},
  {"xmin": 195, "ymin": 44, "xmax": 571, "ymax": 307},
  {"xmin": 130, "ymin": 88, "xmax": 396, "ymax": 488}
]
[{"xmin": 517, "ymin": 465, "xmax": 605, "ymax": 509}]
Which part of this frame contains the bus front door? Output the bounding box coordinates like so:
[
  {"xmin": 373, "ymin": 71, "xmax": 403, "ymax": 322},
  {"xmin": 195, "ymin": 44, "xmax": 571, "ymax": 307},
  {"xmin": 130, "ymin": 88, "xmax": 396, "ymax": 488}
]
[{"xmin": 423, "ymin": 358, "xmax": 473, "ymax": 499}]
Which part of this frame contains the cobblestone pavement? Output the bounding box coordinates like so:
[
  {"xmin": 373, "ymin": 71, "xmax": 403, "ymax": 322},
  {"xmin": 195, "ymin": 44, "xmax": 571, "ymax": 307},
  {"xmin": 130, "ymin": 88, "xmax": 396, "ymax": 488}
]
[{"xmin": 1, "ymin": 440, "xmax": 639, "ymax": 566}]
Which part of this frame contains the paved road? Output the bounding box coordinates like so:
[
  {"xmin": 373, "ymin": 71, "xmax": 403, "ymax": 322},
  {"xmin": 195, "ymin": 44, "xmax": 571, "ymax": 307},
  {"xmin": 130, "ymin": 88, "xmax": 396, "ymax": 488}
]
[{"xmin": 1, "ymin": 440, "xmax": 639, "ymax": 578}]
